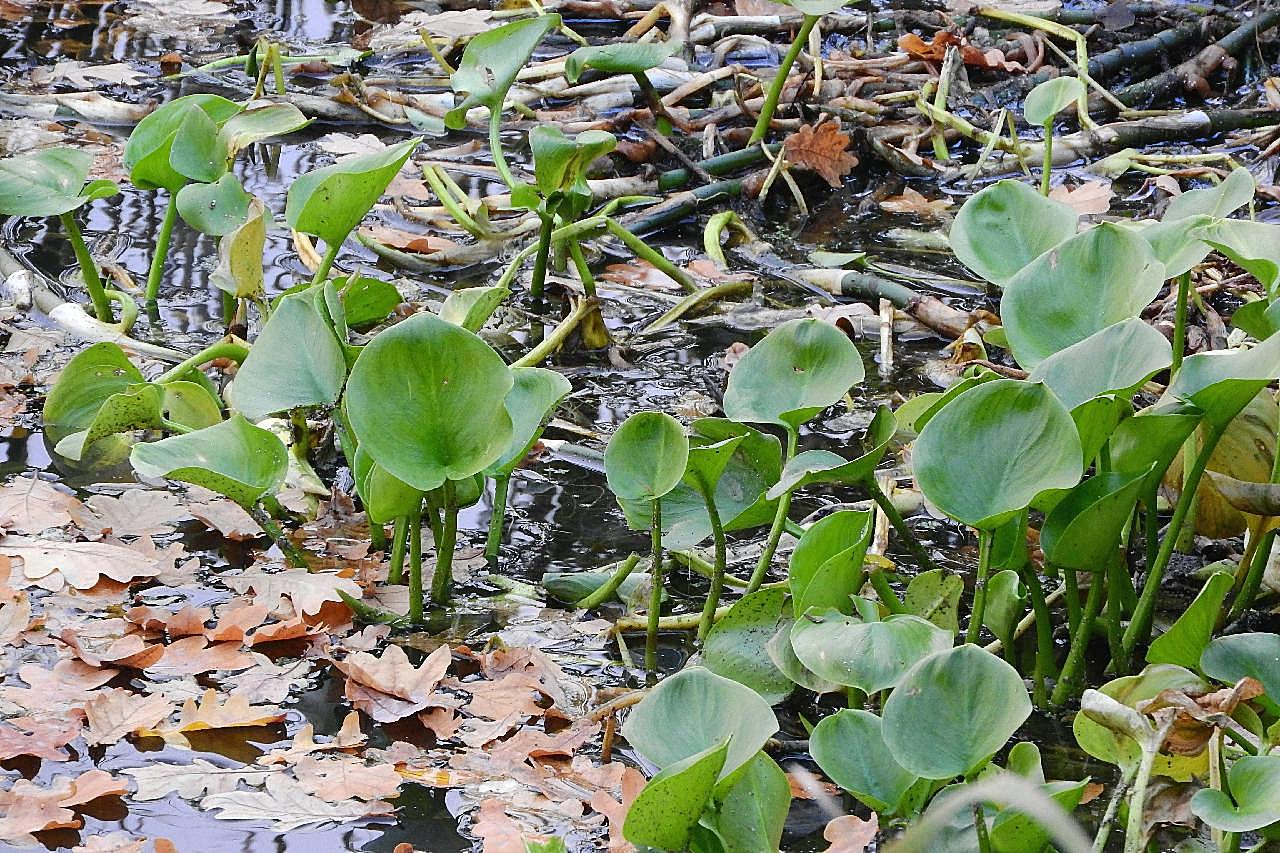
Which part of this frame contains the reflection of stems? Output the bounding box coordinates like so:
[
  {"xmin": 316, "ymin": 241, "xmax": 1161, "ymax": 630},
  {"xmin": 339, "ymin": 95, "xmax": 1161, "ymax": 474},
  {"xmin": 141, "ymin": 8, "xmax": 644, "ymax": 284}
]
[
  {"xmin": 59, "ymin": 212, "xmax": 113, "ymax": 323},
  {"xmin": 578, "ymin": 552, "xmax": 641, "ymax": 609},
  {"xmin": 309, "ymin": 240, "xmax": 341, "ymax": 288},
  {"xmin": 146, "ymin": 200, "xmax": 180, "ymax": 304},
  {"xmin": 965, "ymin": 529, "xmax": 994, "ymax": 644},
  {"xmin": 1039, "ymin": 121, "xmax": 1054, "ymax": 195},
  {"xmin": 696, "ymin": 477, "xmax": 727, "ymax": 642},
  {"xmin": 1123, "ymin": 423, "xmax": 1226, "ymax": 661},
  {"xmin": 408, "ymin": 506, "xmax": 424, "ymax": 622},
  {"xmin": 387, "ymin": 516, "xmax": 408, "ymax": 584},
  {"xmin": 645, "ymin": 500, "xmax": 665, "ymax": 672},
  {"xmin": 1171, "ymin": 272, "xmax": 1191, "ymax": 374},
  {"xmin": 866, "ymin": 477, "xmax": 938, "ymax": 573},
  {"xmin": 489, "ymin": 108, "xmax": 517, "ymax": 190},
  {"xmin": 432, "ymin": 479, "xmax": 458, "ymax": 604},
  {"xmin": 249, "ymin": 505, "xmax": 310, "ymax": 570},
  {"xmin": 485, "ymin": 474, "xmax": 510, "ymax": 561},
  {"xmin": 156, "ymin": 340, "xmax": 250, "ymax": 384},
  {"xmin": 747, "ymin": 427, "xmax": 798, "ymax": 593},
  {"xmin": 1051, "ymin": 569, "xmax": 1103, "ymax": 706},
  {"xmin": 748, "ymin": 13, "xmax": 818, "ymax": 145}
]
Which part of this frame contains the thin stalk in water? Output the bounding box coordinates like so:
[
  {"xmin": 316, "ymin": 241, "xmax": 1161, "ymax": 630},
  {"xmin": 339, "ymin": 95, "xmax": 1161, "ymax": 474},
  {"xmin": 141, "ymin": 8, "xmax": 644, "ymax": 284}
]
[
  {"xmin": 431, "ymin": 479, "xmax": 459, "ymax": 604},
  {"xmin": 748, "ymin": 14, "xmax": 818, "ymax": 145},
  {"xmin": 1039, "ymin": 120, "xmax": 1054, "ymax": 195},
  {"xmin": 1171, "ymin": 272, "xmax": 1191, "ymax": 374},
  {"xmin": 695, "ymin": 478, "xmax": 727, "ymax": 642},
  {"xmin": 1051, "ymin": 571, "xmax": 1104, "ymax": 706},
  {"xmin": 488, "ymin": 108, "xmax": 518, "ymax": 190},
  {"xmin": 577, "ymin": 553, "xmax": 642, "ymax": 609},
  {"xmin": 1063, "ymin": 567, "xmax": 1081, "ymax": 637},
  {"xmin": 645, "ymin": 499, "xmax": 665, "ymax": 672},
  {"xmin": 1022, "ymin": 565, "xmax": 1055, "ymax": 706},
  {"xmin": 529, "ymin": 213, "xmax": 555, "ymax": 302},
  {"xmin": 865, "ymin": 477, "xmax": 938, "ymax": 573},
  {"xmin": 747, "ymin": 427, "xmax": 798, "ymax": 593},
  {"xmin": 485, "ymin": 474, "xmax": 511, "ymax": 561},
  {"xmin": 407, "ymin": 505, "xmax": 424, "ymax": 623},
  {"xmin": 309, "ymin": 240, "xmax": 342, "ymax": 288},
  {"xmin": 146, "ymin": 201, "xmax": 180, "ymax": 304},
  {"xmin": 1228, "ymin": 529, "xmax": 1276, "ymax": 624},
  {"xmin": 155, "ymin": 340, "xmax": 250, "ymax": 384},
  {"xmin": 965, "ymin": 529, "xmax": 994, "ymax": 644},
  {"xmin": 387, "ymin": 516, "xmax": 409, "ymax": 584},
  {"xmin": 59, "ymin": 212, "xmax": 113, "ymax": 322},
  {"xmin": 248, "ymin": 505, "xmax": 310, "ymax": 570},
  {"xmin": 869, "ymin": 568, "xmax": 906, "ymax": 614}
]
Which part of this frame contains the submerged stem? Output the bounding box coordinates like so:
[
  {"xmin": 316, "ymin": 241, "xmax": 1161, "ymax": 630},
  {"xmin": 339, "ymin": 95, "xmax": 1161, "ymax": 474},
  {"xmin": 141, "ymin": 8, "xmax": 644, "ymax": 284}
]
[
  {"xmin": 965, "ymin": 529, "xmax": 994, "ymax": 644},
  {"xmin": 696, "ymin": 478, "xmax": 727, "ymax": 642},
  {"xmin": 485, "ymin": 475, "xmax": 511, "ymax": 561},
  {"xmin": 408, "ymin": 506, "xmax": 424, "ymax": 623},
  {"xmin": 748, "ymin": 14, "xmax": 818, "ymax": 145},
  {"xmin": 1171, "ymin": 272, "xmax": 1191, "ymax": 375},
  {"xmin": 866, "ymin": 477, "xmax": 938, "ymax": 573},
  {"xmin": 59, "ymin": 212, "xmax": 113, "ymax": 323},
  {"xmin": 645, "ymin": 500, "xmax": 665, "ymax": 672},
  {"xmin": 432, "ymin": 479, "xmax": 458, "ymax": 604},
  {"xmin": 1051, "ymin": 570, "xmax": 1104, "ymax": 706}
]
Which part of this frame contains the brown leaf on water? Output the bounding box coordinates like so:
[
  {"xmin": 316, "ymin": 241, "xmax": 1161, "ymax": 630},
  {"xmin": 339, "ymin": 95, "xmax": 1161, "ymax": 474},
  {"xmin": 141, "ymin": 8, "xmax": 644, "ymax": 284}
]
[
  {"xmin": 126, "ymin": 604, "xmax": 212, "ymax": 637},
  {"xmin": 146, "ymin": 636, "xmax": 257, "ymax": 676},
  {"xmin": 472, "ymin": 798, "xmax": 552, "ymax": 853},
  {"xmin": 185, "ymin": 496, "xmax": 261, "ymax": 539},
  {"xmin": 0, "ymin": 715, "xmax": 82, "ymax": 761},
  {"xmin": 361, "ymin": 225, "xmax": 458, "ymax": 256},
  {"xmin": 1141, "ymin": 777, "xmax": 1198, "ymax": 837},
  {"xmin": 824, "ymin": 813, "xmax": 878, "ymax": 852},
  {"xmin": 783, "ymin": 121, "xmax": 858, "ymax": 188},
  {"xmin": 2, "ymin": 659, "xmax": 118, "ymax": 713},
  {"xmin": 293, "ymin": 754, "xmax": 403, "ymax": 802},
  {"xmin": 201, "ymin": 773, "xmax": 395, "ymax": 830},
  {"xmin": 224, "ymin": 566, "xmax": 362, "ymax": 617},
  {"xmin": 1140, "ymin": 677, "xmax": 1264, "ymax": 756},
  {"xmin": 334, "ymin": 643, "xmax": 453, "ymax": 723},
  {"xmin": 0, "ymin": 799, "xmax": 79, "ymax": 845},
  {"xmin": 75, "ymin": 489, "xmax": 189, "ymax": 539},
  {"xmin": 879, "ymin": 187, "xmax": 953, "ymax": 218},
  {"xmin": 0, "ymin": 584, "xmax": 34, "ymax": 644},
  {"xmin": 71, "ymin": 833, "xmax": 148, "ymax": 852},
  {"xmin": 257, "ymin": 711, "xmax": 366, "ymax": 766},
  {"xmin": 0, "ymin": 476, "xmax": 80, "ymax": 533},
  {"xmin": 897, "ymin": 31, "xmax": 1024, "ymax": 71},
  {"xmin": 5, "ymin": 537, "xmax": 162, "ymax": 591},
  {"xmin": 205, "ymin": 602, "xmax": 270, "ymax": 643},
  {"xmin": 419, "ymin": 707, "xmax": 464, "ymax": 740},
  {"xmin": 83, "ymin": 688, "xmax": 175, "ymax": 745},
  {"xmin": 65, "ymin": 631, "xmax": 165, "ymax": 669},
  {"xmin": 143, "ymin": 688, "xmax": 286, "ymax": 745},
  {"xmin": 0, "ymin": 768, "xmax": 128, "ymax": 811},
  {"xmin": 1049, "ymin": 181, "xmax": 1114, "ymax": 215},
  {"xmin": 589, "ymin": 766, "xmax": 645, "ymax": 853},
  {"xmin": 220, "ymin": 655, "xmax": 313, "ymax": 705}
]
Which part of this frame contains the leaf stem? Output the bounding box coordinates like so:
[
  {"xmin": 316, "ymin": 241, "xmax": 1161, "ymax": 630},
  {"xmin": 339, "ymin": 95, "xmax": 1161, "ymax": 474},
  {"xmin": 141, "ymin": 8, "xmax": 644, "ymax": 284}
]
[
  {"xmin": 1024, "ymin": 565, "xmax": 1055, "ymax": 705},
  {"xmin": 156, "ymin": 340, "xmax": 250, "ymax": 384},
  {"xmin": 747, "ymin": 426, "xmax": 797, "ymax": 593},
  {"xmin": 577, "ymin": 552, "xmax": 642, "ymax": 609},
  {"xmin": 965, "ymin": 528, "xmax": 994, "ymax": 644},
  {"xmin": 696, "ymin": 477, "xmax": 727, "ymax": 642},
  {"xmin": 485, "ymin": 474, "xmax": 510, "ymax": 561},
  {"xmin": 1051, "ymin": 569, "xmax": 1103, "ymax": 706},
  {"xmin": 248, "ymin": 505, "xmax": 310, "ymax": 570},
  {"xmin": 1171, "ymin": 272, "xmax": 1191, "ymax": 374},
  {"xmin": 489, "ymin": 108, "xmax": 518, "ymax": 190},
  {"xmin": 59, "ymin": 211, "xmax": 113, "ymax": 323},
  {"xmin": 431, "ymin": 479, "xmax": 458, "ymax": 604},
  {"xmin": 865, "ymin": 477, "xmax": 938, "ymax": 573},
  {"xmin": 1040, "ymin": 121, "xmax": 1054, "ymax": 195},
  {"xmin": 748, "ymin": 13, "xmax": 818, "ymax": 146},
  {"xmin": 529, "ymin": 213, "xmax": 554, "ymax": 302},
  {"xmin": 310, "ymin": 240, "xmax": 342, "ymax": 288},
  {"xmin": 645, "ymin": 499, "xmax": 664, "ymax": 672},
  {"xmin": 603, "ymin": 217, "xmax": 698, "ymax": 294},
  {"xmin": 408, "ymin": 505, "xmax": 424, "ymax": 622},
  {"xmin": 388, "ymin": 516, "xmax": 408, "ymax": 584},
  {"xmin": 146, "ymin": 200, "xmax": 180, "ymax": 305}
]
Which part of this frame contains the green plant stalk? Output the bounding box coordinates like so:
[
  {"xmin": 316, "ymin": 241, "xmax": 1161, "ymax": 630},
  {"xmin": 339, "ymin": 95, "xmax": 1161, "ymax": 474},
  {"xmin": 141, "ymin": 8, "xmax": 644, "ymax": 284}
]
[
  {"xmin": 748, "ymin": 13, "xmax": 818, "ymax": 145},
  {"xmin": 974, "ymin": 803, "xmax": 992, "ymax": 853},
  {"xmin": 642, "ymin": 279, "xmax": 753, "ymax": 334},
  {"xmin": 369, "ymin": 521, "xmax": 386, "ymax": 553},
  {"xmin": 248, "ymin": 505, "xmax": 310, "ymax": 570},
  {"xmin": 1106, "ymin": 556, "xmax": 1128, "ymax": 667},
  {"xmin": 156, "ymin": 340, "xmax": 250, "ymax": 384},
  {"xmin": 965, "ymin": 529, "xmax": 995, "ymax": 644},
  {"xmin": 696, "ymin": 478, "xmax": 728, "ymax": 642},
  {"xmin": 1063, "ymin": 566, "xmax": 1081, "ymax": 637},
  {"xmin": 146, "ymin": 201, "xmax": 180, "ymax": 304},
  {"xmin": 615, "ymin": 605, "xmax": 731, "ymax": 634},
  {"xmin": 671, "ymin": 550, "xmax": 757, "ymax": 589},
  {"xmin": 432, "ymin": 479, "xmax": 458, "ymax": 604},
  {"xmin": 1124, "ymin": 716, "xmax": 1176, "ymax": 853},
  {"xmin": 869, "ymin": 569, "xmax": 906, "ymax": 614},
  {"xmin": 566, "ymin": 241, "xmax": 610, "ymax": 349},
  {"xmin": 489, "ymin": 108, "xmax": 518, "ymax": 190},
  {"xmin": 1229, "ymin": 528, "xmax": 1276, "ymax": 623},
  {"xmin": 603, "ymin": 218, "xmax": 698, "ymax": 294},
  {"xmin": 645, "ymin": 499, "xmax": 664, "ymax": 672},
  {"xmin": 930, "ymin": 76, "xmax": 952, "ymax": 162},
  {"xmin": 310, "ymin": 240, "xmax": 342, "ymax": 288},
  {"xmin": 529, "ymin": 213, "xmax": 555, "ymax": 301},
  {"xmin": 408, "ymin": 506, "xmax": 424, "ymax": 623},
  {"xmin": 747, "ymin": 427, "xmax": 798, "ymax": 593},
  {"xmin": 1142, "ymin": 486, "xmax": 1160, "ymax": 577},
  {"xmin": 1051, "ymin": 571, "xmax": 1104, "ymax": 705},
  {"xmin": 1122, "ymin": 422, "xmax": 1227, "ymax": 661},
  {"xmin": 510, "ymin": 296, "xmax": 596, "ymax": 367},
  {"xmin": 290, "ymin": 408, "xmax": 310, "ymax": 464},
  {"xmin": 577, "ymin": 553, "xmax": 642, "ymax": 609},
  {"xmin": 1171, "ymin": 272, "xmax": 1191, "ymax": 374},
  {"xmin": 865, "ymin": 477, "xmax": 939, "ymax": 573},
  {"xmin": 485, "ymin": 474, "xmax": 511, "ymax": 561},
  {"xmin": 58, "ymin": 212, "xmax": 113, "ymax": 322},
  {"xmin": 1039, "ymin": 121, "xmax": 1053, "ymax": 195},
  {"xmin": 566, "ymin": 240, "xmax": 597, "ymax": 298},
  {"xmin": 388, "ymin": 516, "xmax": 409, "ymax": 584},
  {"xmin": 1023, "ymin": 566, "xmax": 1055, "ymax": 706},
  {"xmin": 422, "ymin": 166, "xmax": 489, "ymax": 240}
]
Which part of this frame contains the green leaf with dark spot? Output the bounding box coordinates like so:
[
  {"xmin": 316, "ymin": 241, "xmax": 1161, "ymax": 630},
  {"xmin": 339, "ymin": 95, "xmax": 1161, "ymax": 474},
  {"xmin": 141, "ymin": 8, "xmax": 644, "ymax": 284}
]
[
  {"xmin": 701, "ymin": 588, "xmax": 793, "ymax": 704},
  {"xmin": 622, "ymin": 740, "xmax": 728, "ymax": 851},
  {"xmin": 130, "ymin": 414, "xmax": 287, "ymax": 507},
  {"xmin": 175, "ymin": 173, "xmax": 253, "ymax": 236},
  {"xmin": 285, "ymin": 137, "xmax": 419, "ymax": 248}
]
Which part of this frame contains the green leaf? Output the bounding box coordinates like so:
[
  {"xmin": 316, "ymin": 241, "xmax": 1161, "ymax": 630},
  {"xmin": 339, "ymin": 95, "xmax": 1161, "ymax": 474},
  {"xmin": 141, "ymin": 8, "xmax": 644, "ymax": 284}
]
[
  {"xmin": 766, "ymin": 618, "xmax": 838, "ymax": 694},
  {"xmin": 345, "ymin": 313, "xmax": 514, "ymax": 492},
  {"xmin": 948, "ymin": 179, "xmax": 1077, "ymax": 287},
  {"xmin": 445, "ymin": 16, "xmax": 561, "ymax": 129},
  {"xmin": 488, "ymin": 367, "xmax": 572, "ymax": 477},
  {"xmin": 1232, "ymin": 299, "xmax": 1280, "ymax": 340},
  {"xmin": 903, "ymin": 568, "xmax": 964, "ymax": 632},
  {"xmin": 882, "ymin": 645, "xmax": 1031, "ymax": 780},
  {"xmin": 788, "ymin": 509, "xmax": 874, "ymax": 615},
  {"xmin": 1194, "ymin": 219, "xmax": 1280, "ymax": 297},
  {"xmin": 766, "ymin": 405, "xmax": 895, "ymax": 498},
  {"xmin": 1040, "ymin": 468, "xmax": 1149, "ymax": 571},
  {"xmin": 1023, "ymin": 77, "xmax": 1084, "ymax": 126},
  {"xmin": 340, "ymin": 276, "xmax": 401, "ymax": 328},
  {"xmin": 1072, "ymin": 664, "xmax": 1209, "ymax": 778},
  {"xmin": 175, "ymin": 173, "xmax": 254, "ymax": 236},
  {"xmin": 1201, "ymin": 633, "xmax": 1280, "ymax": 703},
  {"xmin": 42, "ymin": 342, "xmax": 146, "ymax": 446},
  {"xmin": 542, "ymin": 569, "xmax": 655, "ymax": 606},
  {"xmin": 525, "ymin": 125, "xmax": 615, "ymax": 218},
  {"xmin": 708, "ymin": 752, "xmax": 790, "ymax": 853},
  {"xmin": 623, "ymin": 740, "xmax": 728, "ymax": 851},
  {"xmin": 352, "ymin": 446, "xmax": 423, "ymax": 523},
  {"xmin": 130, "ymin": 414, "xmax": 288, "ymax": 507},
  {"xmin": 621, "ymin": 666, "xmax": 777, "ymax": 779},
  {"xmin": 1162, "ymin": 330, "xmax": 1280, "ymax": 428},
  {"xmin": 285, "ymin": 137, "xmax": 420, "ymax": 247},
  {"xmin": 983, "ymin": 570, "xmax": 1026, "ymax": 652},
  {"xmin": 701, "ymin": 588, "xmax": 793, "ymax": 704},
  {"xmin": 231, "ymin": 285, "xmax": 347, "ymax": 421},
  {"xmin": 564, "ymin": 42, "xmax": 678, "ymax": 83},
  {"xmin": 1192, "ymin": 755, "xmax": 1280, "ymax": 832},
  {"xmin": 722, "ymin": 318, "xmax": 864, "ymax": 430},
  {"xmin": 440, "ymin": 285, "xmax": 506, "ymax": 332},
  {"xmin": 811, "ymin": 709, "xmax": 919, "ymax": 814},
  {"xmin": 1146, "ymin": 570, "xmax": 1234, "ymax": 670},
  {"xmin": 1134, "ymin": 214, "xmax": 1214, "ymax": 279},
  {"xmin": 163, "ymin": 381, "xmax": 222, "ymax": 430},
  {"xmin": 1164, "ymin": 166, "xmax": 1255, "ymax": 221},
  {"xmin": 124, "ymin": 95, "xmax": 241, "ymax": 192},
  {"xmin": 605, "ymin": 411, "xmax": 689, "ymax": 502},
  {"xmin": 1027, "ymin": 319, "xmax": 1172, "ymax": 411},
  {"xmin": 1000, "ymin": 222, "xmax": 1166, "ymax": 368},
  {"xmin": 1109, "ymin": 406, "xmax": 1201, "ymax": 493},
  {"xmin": 209, "ymin": 197, "xmax": 267, "ymax": 298},
  {"xmin": 791, "ymin": 608, "xmax": 953, "ymax": 694},
  {"xmin": 914, "ymin": 379, "xmax": 1083, "ymax": 529},
  {"xmin": 0, "ymin": 148, "xmax": 114, "ymax": 217},
  {"xmin": 217, "ymin": 102, "xmax": 311, "ymax": 156}
]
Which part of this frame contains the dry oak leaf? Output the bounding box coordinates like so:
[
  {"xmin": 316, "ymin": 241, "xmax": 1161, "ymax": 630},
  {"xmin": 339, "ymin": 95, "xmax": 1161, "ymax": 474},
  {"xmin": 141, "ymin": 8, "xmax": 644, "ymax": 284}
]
[
  {"xmin": 333, "ymin": 642, "xmax": 453, "ymax": 723},
  {"xmin": 205, "ymin": 602, "xmax": 270, "ymax": 643},
  {"xmin": 0, "ymin": 799, "xmax": 79, "ymax": 845},
  {"xmin": 185, "ymin": 496, "xmax": 261, "ymax": 539},
  {"xmin": 223, "ymin": 566, "xmax": 362, "ymax": 616},
  {"xmin": 472, "ymin": 798, "xmax": 553, "ymax": 853},
  {"xmin": 0, "ymin": 476, "xmax": 79, "ymax": 533},
  {"xmin": 0, "ymin": 584, "xmax": 33, "ymax": 644},
  {"xmin": 123, "ymin": 758, "xmax": 277, "ymax": 801},
  {"xmin": 64, "ymin": 630, "xmax": 165, "ymax": 669},
  {"xmin": 220, "ymin": 655, "xmax": 313, "ymax": 704},
  {"xmin": 126, "ymin": 604, "xmax": 212, "ymax": 637},
  {"xmin": 0, "ymin": 715, "xmax": 82, "ymax": 761},
  {"xmin": 360, "ymin": 225, "xmax": 458, "ymax": 256},
  {"xmin": 783, "ymin": 121, "xmax": 858, "ymax": 189},
  {"xmin": 145, "ymin": 636, "xmax": 256, "ymax": 677},
  {"xmin": 418, "ymin": 707, "xmax": 464, "ymax": 740},
  {"xmin": 3, "ymin": 536, "xmax": 162, "ymax": 591},
  {"xmin": 824, "ymin": 813, "xmax": 878, "ymax": 852},
  {"xmin": 71, "ymin": 833, "xmax": 148, "ymax": 853},
  {"xmin": 589, "ymin": 766, "xmax": 646, "ymax": 853},
  {"xmin": 0, "ymin": 768, "xmax": 128, "ymax": 811},
  {"xmin": 879, "ymin": 187, "xmax": 953, "ymax": 217},
  {"xmin": 143, "ymin": 688, "xmax": 285, "ymax": 746},
  {"xmin": 2, "ymin": 658, "xmax": 118, "ymax": 712},
  {"xmin": 76, "ymin": 489, "xmax": 189, "ymax": 538},
  {"xmin": 83, "ymin": 688, "xmax": 175, "ymax": 745},
  {"xmin": 293, "ymin": 754, "xmax": 403, "ymax": 802},
  {"xmin": 257, "ymin": 711, "xmax": 366, "ymax": 766},
  {"xmin": 1049, "ymin": 180, "xmax": 1114, "ymax": 215},
  {"xmin": 200, "ymin": 773, "xmax": 394, "ymax": 830}
]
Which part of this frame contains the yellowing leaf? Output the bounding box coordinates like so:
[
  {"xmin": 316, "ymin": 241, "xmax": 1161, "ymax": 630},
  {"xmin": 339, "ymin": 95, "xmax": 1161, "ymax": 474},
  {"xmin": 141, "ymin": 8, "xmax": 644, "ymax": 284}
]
[{"xmin": 143, "ymin": 688, "xmax": 285, "ymax": 746}]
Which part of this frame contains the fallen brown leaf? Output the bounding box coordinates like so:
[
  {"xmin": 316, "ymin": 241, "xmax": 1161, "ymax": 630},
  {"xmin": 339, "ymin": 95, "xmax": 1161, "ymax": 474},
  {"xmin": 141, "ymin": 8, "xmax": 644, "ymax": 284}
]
[
  {"xmin": 83, "ymin": 688, "xmax": 175, "ymax": 745},
  {"xmin": 1049, "ymin": 180, "xmax": 1114, "ymax": 215},
  {"xmin": 293, "ymin": 754, "xmax": 403, "ymax": 802},
  {"xmin": 824, "ymin": 813, "xmax": 878, "ymax": 852},
  {"xmin": 879, "ymin": 186, "xmax": 953, "ymax": 217},
  {"xmin": 0, "ymin": 715, "xmax": 82, "ymax": 761},
  {"xmin": 146, "ymin": 636, "xmax": 257, "ymax": 677},
  {"xmin": 5, "ymin": 537, "xmax": 162, "ymax": 591},
  {"xmin": 143, "ymin": 688, "xmax": 286, "ymax": 746},
  {"xmin": 0, "ymin": 476, "xmax": 80, "ymax": 533},
  {"xmin": 334, "ymin": 643, "xmax": 453, "ymax": 723},
  {"xmin": 783, "ymin": 121, "xmax": 859, "ymax": 188},
  {"xmin": 361, "ymin": 225, "xmax": 458, "ymax": 256}
]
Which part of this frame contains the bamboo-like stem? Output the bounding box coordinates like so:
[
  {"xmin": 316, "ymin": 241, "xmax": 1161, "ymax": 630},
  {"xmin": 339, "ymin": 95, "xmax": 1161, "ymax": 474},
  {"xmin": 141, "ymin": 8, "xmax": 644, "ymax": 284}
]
[
  {"xmin": 529, "ymin": 213, "xmax": 555, "ymax": 302},
  {"xmin": 145, "ymin": 201, "xmax": 180, "ymax": 304},
  {"xmin": 59, "ymin": 212, "xmax": 114, "ymax": 322},
  {"xmin": 387, "ymin": 516, "xmax": 409, "ymax": 584},
  {"xmin": 578, "ymin": 553, "xmax": 642, "ymax": 609},
  {"xmin": 747, "ymin": 427, "xmax": 798, "ymax": 592},
  {"xmin": 309, "ymin": 240, "xmax": 342, "ymax": 288},
  {"xmin": 1023, "ymin": 566, "xmax": 1055, "ymax": 706},
  {"xmin": 696, "ymin": 478, "xmax": 728, "ymax": 642},
  {"xmin": 485, "ymin": 475, "xmax": 511, "ymax": 561},
  {"xmin": 408, "ymin": 506, "xmax": 424, "ymax": 623},
  {"xmin": 965, "ymin": 529, "xmax": 994, "ymax": 644},
  {"xmin": 432, "ymin": 479, "xmax": 458, "ymax": 604},
  {"xmin": 1040, "ymin": 121, "xmax": 1054, "ymax": 194},
  {"xmin": 1063, "ymin": 566, "xmax": 1081, "ymax": 637},
  {"xmin": 604, "ymin": 218, "xmax": 698, "ymax": 294},
  {"xmin": 1051, "ymin": 571, "xmax": 1104, "ymax": 705},
  {"xmin": 748, "ymin": 14, "xmax": 818, "ymax": 145},
  {"xmin": 645, "ymin": 500, "xmax": 664, "ymax": 672}
]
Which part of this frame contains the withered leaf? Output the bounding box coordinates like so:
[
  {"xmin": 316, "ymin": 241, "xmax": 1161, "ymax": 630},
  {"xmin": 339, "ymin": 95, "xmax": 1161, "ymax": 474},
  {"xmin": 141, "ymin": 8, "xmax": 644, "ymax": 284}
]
[
  {"xmin": 0, "ymin": 476, "xmax": 79, "ymax": 533},
  {"xmin": 293, "ymin": 754, "xmax": 403, "ymax": 802},
  {"xmin": 123, "ymin": 758, "xmax": 277, "ymax": 801},
  {"xmin": 0, "ymin": 715, "xmax": 82, "ymax": 761},
  {"xmin": 334, "ymin": 643, "xmax": 452, "ymax": 723},
  {"xmin": 879, "ymin": 187, "xmax": 953, "ymax": 218},
  {"xmin": 145, "ymin": 636, "xmax": 257, "ymax": 677},
  {"xmin": 83, "ymin": 689, "xmax": 175, "ymax": 745},
  {"xmin": 5, "ymin": 537, "xmax": 162, "ymax": 591},
  {"xmin": 824, "ymin": 813, "xmax": 878, "ymax": 852},
  {"xmin": 783, "ymin": 121, "xmax": 859, "ymax": 188},
  {"xmin": 224, "ymin": 566, "xmax": 362, "ymax": 617},
  {"xmin": 201, "ymin": 773, "xmax": 394, "ymax": 830},
  {"xmin": 143, "ymin": 688, "xmax": 286, "ymax": 746}
]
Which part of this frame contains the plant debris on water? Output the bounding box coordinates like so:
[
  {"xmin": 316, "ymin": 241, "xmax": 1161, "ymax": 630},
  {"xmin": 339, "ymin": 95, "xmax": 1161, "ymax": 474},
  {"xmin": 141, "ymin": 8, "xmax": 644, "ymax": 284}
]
[{"xmin": 1, "ymin": 0, "xmax": 1280, "ymax": 851}]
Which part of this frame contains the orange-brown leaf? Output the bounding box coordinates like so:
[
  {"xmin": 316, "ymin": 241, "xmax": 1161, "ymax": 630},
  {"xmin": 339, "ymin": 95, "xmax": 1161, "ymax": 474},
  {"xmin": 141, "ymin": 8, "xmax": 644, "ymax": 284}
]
[
  {"xmin": 334, "ymin": 643, "xmax": 452, "ymax": 723},
  {"xmin": 783, "ymin": 121, "xmax": 858, "ymax": 188},
  {"xmin": 83, "ymin": 689, "xmax": 174, "ymax": 745}
]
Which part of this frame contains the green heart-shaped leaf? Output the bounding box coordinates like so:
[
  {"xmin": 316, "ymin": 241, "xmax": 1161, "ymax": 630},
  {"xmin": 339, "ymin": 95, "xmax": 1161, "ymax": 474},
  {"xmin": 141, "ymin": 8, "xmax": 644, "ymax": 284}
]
[
  {"xmin": 1027, "ymin": 318, "xmax": 1172, "ymax": 411},
  {"xmin": 217, "ymin": 102, "xmax": 311, "ymax": 156},
  {"xmin": 285, "ymin": 137, "xmax": 419, "ymax": 248},
  {"xmin": 791, "ymin": 608, "xmax": 953, "ymax": 694},
  {"xmin": 1194, "ymin": 219, "xmax": 1280, "ymax": 297},
  {"xmin": 1023, "ymin": 77, "xmax": 1084, "ymax": 126},
  {"xmin": 440, "ymin": 285, "xmax": 506, "ymax": 332},
  {"xmin": 445, "ymin": 16, "xmax": 560, "ymax": 130},
  {"xmin": 340, "ymin": 276, "xmax": 401, "ymax": 328},
  {"xmin": 42, "ymin": 342, "xmax": 145, "ymax": 447},
  {"xmin": 1201, "ymin": 633, "xmax": 1280, "ymax": 703},
  {"xmin": 949, "ymin": 179, "xmax": 1077, "ymax": 286},
  {"xmin": 1146, "ymin": 570, "xmax": 1235, "ymax": 670},
  {"xmin": 622, "ymin": 740, "xmax": 728, "ymax": 850},
  {"xmin": 788, "ymin": 509, "xmax": 873, "ymax": 615},
  {"xmin": 1192, "ymin": 756, "xmax": 1280, "ymax": 832},
  {"xmin": 487, "ymin": 366, "xmax": 572, "ymax": 477},
  {"xmin": 766, "ymin": 404, "xmax": 895, "ymax": 498},
  {"xmin": 1161, "ymin": 330, "xmax": 1280, "ymax": 428},
  {"xmin": 604, "ymin": 410, "xmax": 688, "ymax": 502},
  {"xmin": 175, "ymin": 173, "xmax": 254, "ymax": 236},
  {"xmin": 1164, "ymin": 166, "xmax": 1255, "ymax": 221},
  {"xmin": 353, "ymin": 446, "xmax": 423, "ymax": 524},
  {"xmin": 701, "ymin": 588, "xmax": 793, "ymax": 704},
  {"xmin": 1040, "ymin": 468, "xmax": 1150, "ymax": 571},
  {"xmin": 131, "ymin": 414, "xmax": 287, "ymax": 507},
  {"xmin": 708, "ymin": 752, "xmax": 790, "ymax": 853},
  {"xmin": 811, "ymin": 709, "xmax": 919, "ymax": 814},
  {"xmin": 0, "ymin": 148, "xmax": 116, "ymax": 217},
  {"xmin": 564, "ymin": 42, "xmax": 678, "ymax": 83},
  {"xmin": 983, "ymin": 570, "xmax": 1026, "ymax": 652},
  {"xmin": 124, "ymin": 95, "xmax": 241, "ymax": 192}
]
